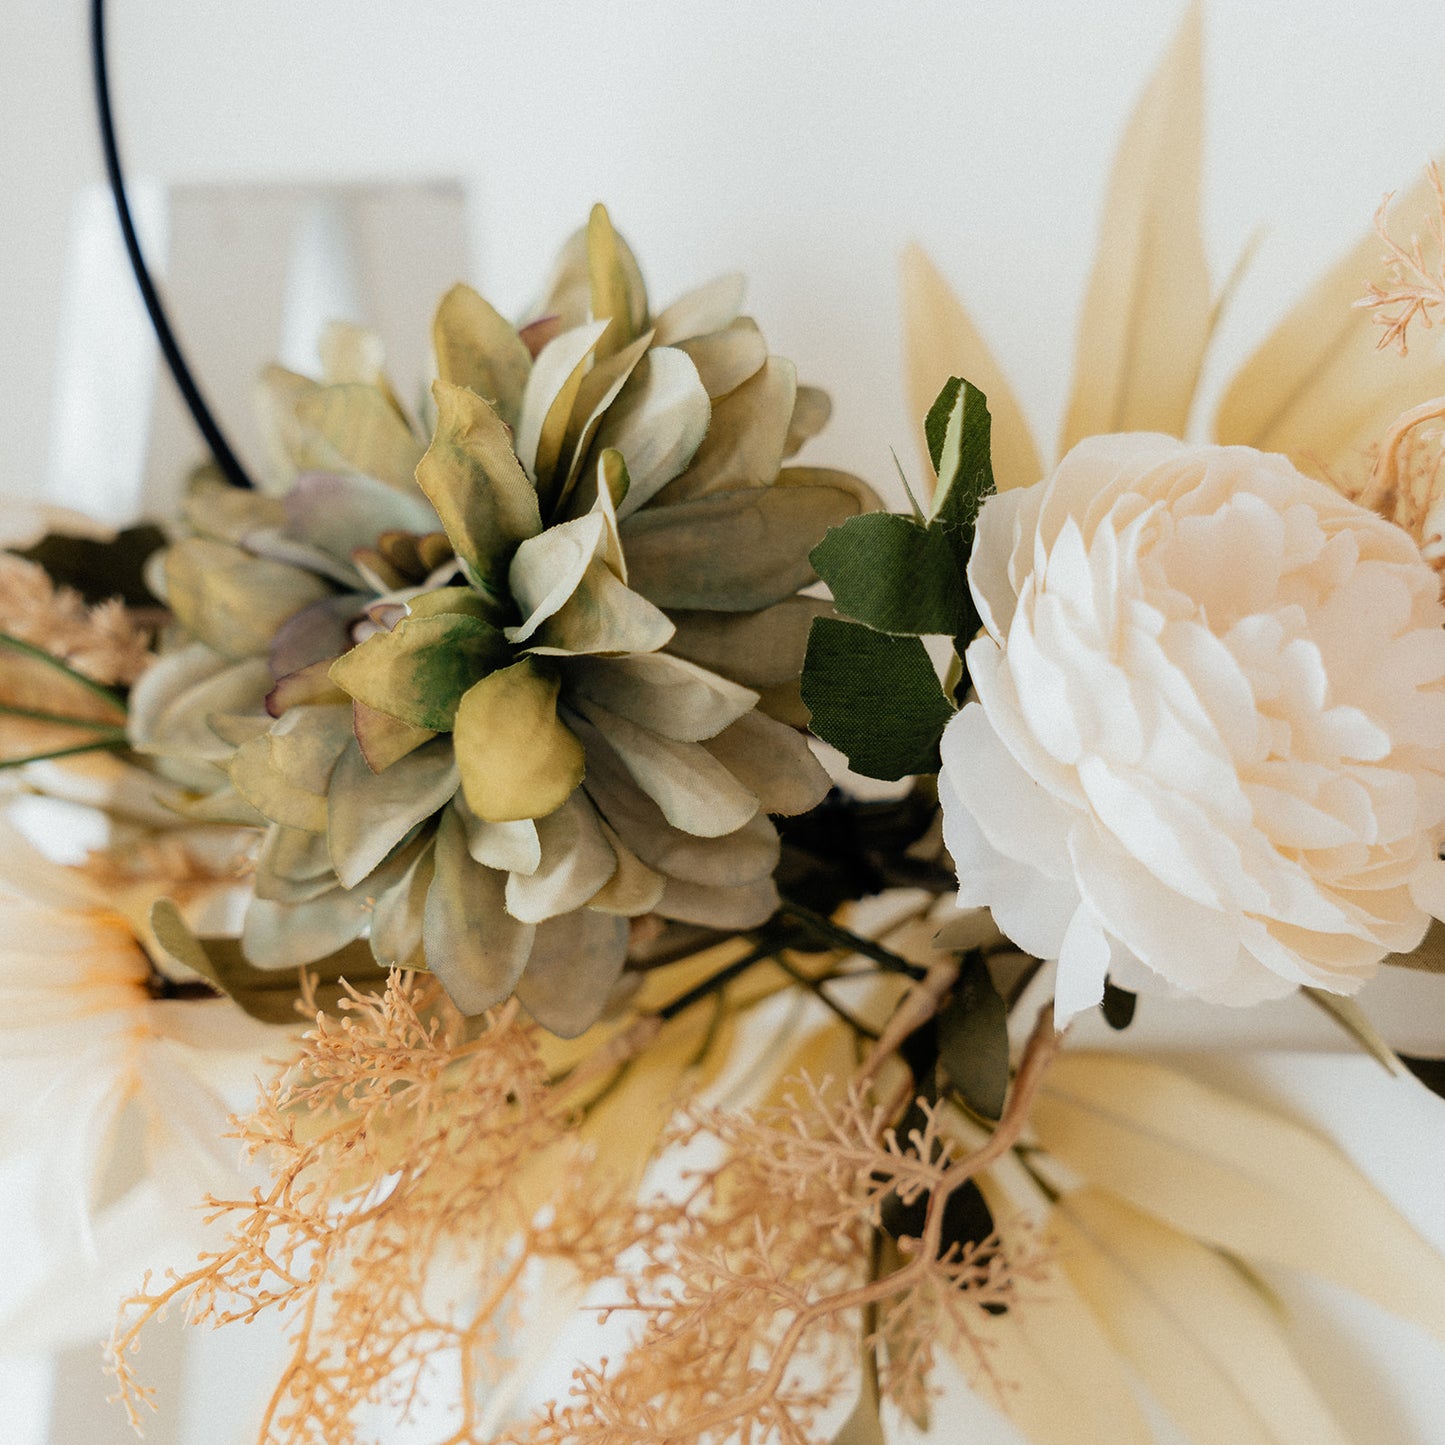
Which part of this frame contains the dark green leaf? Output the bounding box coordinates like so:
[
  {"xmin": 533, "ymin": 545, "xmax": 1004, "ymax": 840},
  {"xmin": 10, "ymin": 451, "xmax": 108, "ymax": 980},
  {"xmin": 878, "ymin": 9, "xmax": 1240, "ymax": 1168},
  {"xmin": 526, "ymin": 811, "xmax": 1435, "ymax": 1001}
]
[
  {"xmin": 937, "ymin": 954, "xmax": 1009, "ymax": 1120},
  {"xmin": 801, "ymin": 617, "xmax": 954, "ymax": 781},
  {"xmin": 14, "ymin": 524, "xmax": 165, "ymax": 607},
  {"xmin": 1101, "ymin": 978, "xmax": 1138, "ymax": 1031},
  {"xmin": 926, "ymin": 378, "xmax": 995, "ymax": 536},
  {"xmin": 810, "ymin": 512, "xmax": 968, "ymax": 636},
  {"xmin": 150, "ymin": 898, "xmax": 391, "ymax": 1024}
]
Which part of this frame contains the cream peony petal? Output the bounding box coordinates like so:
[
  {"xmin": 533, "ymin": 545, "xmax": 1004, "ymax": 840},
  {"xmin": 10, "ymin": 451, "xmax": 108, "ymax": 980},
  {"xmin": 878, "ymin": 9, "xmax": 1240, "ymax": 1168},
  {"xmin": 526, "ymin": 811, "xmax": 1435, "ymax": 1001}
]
[
  {"xmin": 1060, "ymin": 2, "xmax": 1211, "ymax": 451},
  {"xmin": 423, "ymin": 806, "xmax": 534, "ymax": 1014},
  {"xmin": 901, "ymin": 243, "xmax": 1043, "ymax": 492}
]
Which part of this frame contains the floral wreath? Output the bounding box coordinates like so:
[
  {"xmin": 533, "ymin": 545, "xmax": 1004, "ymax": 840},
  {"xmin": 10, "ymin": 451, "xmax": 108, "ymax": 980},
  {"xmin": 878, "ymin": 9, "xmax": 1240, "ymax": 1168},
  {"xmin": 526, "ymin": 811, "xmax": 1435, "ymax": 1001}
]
[{"xmin": 3, "ymin": 4, "xmax": 1444, "ymax": 1442}]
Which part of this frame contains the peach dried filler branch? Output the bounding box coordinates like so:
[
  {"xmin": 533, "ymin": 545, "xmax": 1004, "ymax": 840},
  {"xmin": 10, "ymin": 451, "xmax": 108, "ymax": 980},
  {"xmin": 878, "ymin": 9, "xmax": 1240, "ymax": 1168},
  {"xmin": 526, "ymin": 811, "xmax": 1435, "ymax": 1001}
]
[
  {"xmin": 107, "ymin": 972, "xmax": 665, "ymax": 1445},
  {"xmin": 508, "ymin": 1006, "xmax": 1061, "ymax": 1445},
  {"xmin": 1358, "ymin": 161, "xmax": 1445, "ymax": 354}
]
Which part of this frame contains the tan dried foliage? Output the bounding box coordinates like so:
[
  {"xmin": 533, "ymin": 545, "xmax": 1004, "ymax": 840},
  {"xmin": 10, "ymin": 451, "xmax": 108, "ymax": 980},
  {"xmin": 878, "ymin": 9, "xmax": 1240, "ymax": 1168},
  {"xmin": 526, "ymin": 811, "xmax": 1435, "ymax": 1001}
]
[
  {"xmin": 109, "ymin": 971, "xmax": 655, "ymax": 1445},
  {"xmin": 507, "ymin": 1075, "xmax": 1048, "ymax": 1445}
]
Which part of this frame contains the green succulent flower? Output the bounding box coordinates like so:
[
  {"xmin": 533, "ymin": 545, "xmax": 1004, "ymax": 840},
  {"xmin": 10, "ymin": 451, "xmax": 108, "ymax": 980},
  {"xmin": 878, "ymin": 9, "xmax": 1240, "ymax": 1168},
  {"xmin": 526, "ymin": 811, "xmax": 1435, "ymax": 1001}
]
[{"xmin": 131, "ymin": 206, "xmax": 876, "ymax": 1034}]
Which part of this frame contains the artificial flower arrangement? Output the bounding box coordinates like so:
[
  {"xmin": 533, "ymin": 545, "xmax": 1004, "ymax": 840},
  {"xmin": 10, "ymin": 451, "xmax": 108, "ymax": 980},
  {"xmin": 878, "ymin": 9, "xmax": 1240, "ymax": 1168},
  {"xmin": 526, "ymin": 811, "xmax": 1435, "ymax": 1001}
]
[{"xmin": 5, "ymin": 6, "xmax": 1445, "ymax": 1442}]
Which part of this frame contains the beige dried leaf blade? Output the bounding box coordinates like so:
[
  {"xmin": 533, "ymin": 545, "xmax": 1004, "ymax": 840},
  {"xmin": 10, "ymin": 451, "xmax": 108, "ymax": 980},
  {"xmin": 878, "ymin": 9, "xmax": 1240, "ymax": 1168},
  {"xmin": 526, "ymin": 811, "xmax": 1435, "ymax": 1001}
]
[
  {"xmin": 1060, "ymin": 0, "xmax": 1211, "ymax": 452},
  {"xmin": 953, "ymin": 1153, "xmax": 1152, "ymax": 1445},
  {"xmin": 1215, "ymin": 160, "xmax": 1445, "ymax": 478},
  {"xmin": 1032, "ymin": 1053, "xmax": 1445, "ymax": 1343},
  {"xmin": 1053, "ymin": 1189, "xmax": 1352, "ymax": 1445},
  {"xmin": 900, "ymin": 244, "xmax": 1043, "ymax": 494}
]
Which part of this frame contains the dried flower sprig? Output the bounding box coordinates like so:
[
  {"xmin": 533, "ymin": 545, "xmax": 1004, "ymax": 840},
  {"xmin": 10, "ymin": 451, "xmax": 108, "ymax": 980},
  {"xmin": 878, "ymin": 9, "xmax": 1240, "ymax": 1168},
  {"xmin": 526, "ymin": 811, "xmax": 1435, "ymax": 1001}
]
[
  {"xmin": 1358, "ymin": 163, "xmax": 1445, "ymax": 355},
  {"xmin": 108, "ymin": 971, "xmax": 660, "ymax": 1445},
  {"xmin": 510, "ymin": 1008, "xmax": 1059, "ymax": 1445}
]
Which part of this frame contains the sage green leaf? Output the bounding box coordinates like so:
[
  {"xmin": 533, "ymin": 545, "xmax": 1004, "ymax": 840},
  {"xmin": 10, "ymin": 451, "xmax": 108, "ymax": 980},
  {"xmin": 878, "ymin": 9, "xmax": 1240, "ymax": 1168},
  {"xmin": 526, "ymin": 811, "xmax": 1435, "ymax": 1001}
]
[
  {"xmin": 267, "ymin": 659, "xmax": 350, "ymax": 716},
  {"xmin": 432, "ymin": 281, "xmax": 533, "ymax": 428},
  {"xmin": 621, "ymin": 472, "xmax": 869, "ymax": 612},
  {"xmin": 587, "ymin": 821, "xmax": 667, "ymax": 916},
  {"xmin": 576, "ymin": 698, "xmax": 759, "ymax": 838},
  {"xmin": 327, "ymin": 738, "xmax": 459, "ymax": 889},
  {"xmin": 587, "ymin": 202, "xmax": 646, "ymax": 357},
  {"xmin": 675, "ymin": 316, "xmax": 769, "ymax": 400},
  {"xmin": 129, "ymin": 647, "xmax": 272, "ymax": 766},
  {"xmin": 529, "ymin": 559, "xmax": 675, "ymax": 657},
  {"xmin": 242, "ymin": 884, "xmax": 372, "ymax": 969},
  {"xmin": 454, "ymin": 659, "xmax": 586, "ymax": 822},
  {"xmin": 281, "ymin": 470, "xmax": 438, "ymax": 571},
  {"xmin": 404, "ymin": 586, "xmax": 493, "ymax": 622},
  {"xmin": 801, "ymin": 617, "xmax": 954, "ymax": 780},
  {"xmin": 150, "ymin": 899, "xmax": 387, "ymax": 1024},
  {"xmin": 555, "ymin": 330, "xmax": 654, "ymax": 512},
  {"xmin": 229, "ymin": 735, "xmax": 328, "ymax": 832},
  {"xmin": 514, "ymin": 908, "xmax": 630, "ymax": 1038},
  {"xmin": 179, "ymin": 473, "xmax": 286, "ymax": 544},
  {"xmin": 353, "ymin": 700, "xmax": 436, "ymax": 772},
  {"xmin": 784, "ymin": 385, "xmax": 832, "ymax": 458},
  {"xmin": 423, "ymin": 804, "xmax": 535, "ymax": 1014},
  {"xmin": 656, "ymin": 356, "xmax": 796, "ymax": 502},
  {"xmin": 516, "ymin": 319, "xmax": 611, "ymax": 492},
  {"xmin": 294, "ymin": 382, "xmax": 425, "ymax": 492},
  {"xmin": 329, "ymin": 611, "xmax": 509, "ymax": 730},
  {"xmin": 164, "ymin": 538, "xmax": 331, "ymax": 659},
  {"xmin": 926, "ymin": 378, "xmax": 995, "ymax": 535},
  {"xmin": 667, "ymin": 596, "xmax": 833, "ymax": 687},
  {"xmin": 254, "ymin": 825, "xmax": 335, "ymax": 903},
  {"xmin": 575, "ymin": 714, "xmax": 779, "ymax": 885},
  {"xmin": 370, "ymin": 839, "xmax": 436, "ymax": 969},
  {"xmin": 504, "ymin": 791, "xmax": 617, "ymax": 924},
  {"xmin": 567, "ymin": 652, "xmax": 757, "ymax": 742},
  {"xmin": 651, "ymin": 271, "xmax": 746, "ymax": 346},
  {"xmin": 937, "ymin": 953, "xmax": 1009, "ymax": 1121},
  {"xmin": 596, "ymin": 349, "xmax": 711, "ymax": 519},
  {"xmin": 458, "ymin": 796, "xmax": 541, "ymax": 876},
  {"xmin": 265, "ymin": 704, "xmax": 355, "ymax": 793},
  {"xmin": 702, "ymin": 710, "xmax": 831, "ymax": 816},
  {"xmin": 811, "ymin": 512, "xmax": 967, "ymax": 636},
  {"xmin": 416, "ymin": 381, "xmax": 542, "ymax": 603},
  {"xmin": 507, "ymin": 513, "xmax": 606, "ymax": 644},
  {"xmin": 657, "ymin": 874, "xmax": 780, "ymax": 929}
]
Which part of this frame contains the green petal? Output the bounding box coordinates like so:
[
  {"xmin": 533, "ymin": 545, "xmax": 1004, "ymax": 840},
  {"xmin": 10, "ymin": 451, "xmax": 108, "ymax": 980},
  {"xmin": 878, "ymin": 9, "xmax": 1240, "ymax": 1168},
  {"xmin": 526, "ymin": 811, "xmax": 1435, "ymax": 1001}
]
[
  {"xmin": 423, "ymin": 804, "xmax": 534, "ymax": 1014},
  {"xmin": 566, "ymin": 652, "xmax": 757, "ymax": 742},
  {"xmin": 415, "ymin": 381, "xmax": 543, "ymax": 605},
  {"xmin": 503, "ymin": 791, "xmax": 617, "ymax": 924},
  {"xmin": 164, "ymin": 538, "xmax": 332, "ymax": 659},
  {"xmin": 353, "ymin": 700, "xmax": 436, "ymax": 772},
  {"xmin": 515, "ymin": 320, "xmax": 610, "ymax": 498},
  {"xmin": 454, "ymin": 659, "xmax": 586, "ymax": 822},
  {"xmin": 656, "ymin": 874, "xmax": 780, "ymax": 929},
  {"xmin": 329, "ymin": 611, "xmax": 510, "ymax": 730},
  {"xmin": 587, "ymin": 202, "xmax": 648, "ymax": 357},
  {"xmin": 457, "ymin": 795, "xmax": 541, "ymax": 875},
  {"xmin": 513, "ymin": 909, "xmax": 630, "ymax": 1038},
  {"xmin": 432, "ymin": 282, "xmax": 533, "ymax": 429},
  {"xmin": 370, "ymin": 839, "xmax": 436, "ymax": 969},
  {"xmin": 507, "ymin": 513, "xmax": 607, "ymax": 644},
  {"xmin": 528, "ymin": 558, "xmax": 675, "ymax": 657},
  {"xmin": 294, "ymin": 383, "xmax": 425, "ymax": 492}
]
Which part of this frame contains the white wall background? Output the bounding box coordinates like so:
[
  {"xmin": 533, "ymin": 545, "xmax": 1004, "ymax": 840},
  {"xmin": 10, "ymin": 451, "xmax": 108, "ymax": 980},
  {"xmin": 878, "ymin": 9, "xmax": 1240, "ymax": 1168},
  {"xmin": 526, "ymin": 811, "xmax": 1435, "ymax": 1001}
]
[{"xmin": 5, "ymin": 2, "xmax": 1445, "ymax": 1442}]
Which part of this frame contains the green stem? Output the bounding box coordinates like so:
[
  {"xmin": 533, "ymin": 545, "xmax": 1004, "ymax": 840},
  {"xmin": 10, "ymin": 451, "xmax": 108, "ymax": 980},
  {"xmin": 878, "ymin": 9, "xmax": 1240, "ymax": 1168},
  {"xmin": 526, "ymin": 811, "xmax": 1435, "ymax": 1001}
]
[
  {"xmin": 772, "ymin": 955, "xmax": 880, "ymax": 1041},
  {"xmin": 0, "ymin": 736, "xmax": 129, "ymax": 770},
  {"xmin": 774, "ymin": 900, "xmax": 927, "ymax": 980},
  {"xmin": 0, "ymin": 632, "xmax": 128, "ymax": 712},
  {"xmin": 0, "ymin": 701, "xmax": 128, "ymax": 730},
  {"xmin": 656, "ymin": 941, "xmax": 781, "ymax": 1021}
]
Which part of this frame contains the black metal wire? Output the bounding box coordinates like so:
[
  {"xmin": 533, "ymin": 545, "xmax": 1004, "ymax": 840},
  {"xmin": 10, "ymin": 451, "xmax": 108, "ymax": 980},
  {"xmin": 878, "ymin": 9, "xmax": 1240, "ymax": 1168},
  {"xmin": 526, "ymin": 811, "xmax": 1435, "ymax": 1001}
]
[{"xmin": 89, "ymin": 0, "xmax": 255, "ymax": 489}]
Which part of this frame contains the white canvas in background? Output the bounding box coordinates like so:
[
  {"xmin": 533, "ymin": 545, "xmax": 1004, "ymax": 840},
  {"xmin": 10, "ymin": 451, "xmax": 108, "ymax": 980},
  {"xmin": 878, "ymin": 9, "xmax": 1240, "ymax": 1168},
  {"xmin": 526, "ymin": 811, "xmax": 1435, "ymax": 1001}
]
[{"xmin": 4, "ymin": 2, "xmax": 1445, "ymax": 1442}]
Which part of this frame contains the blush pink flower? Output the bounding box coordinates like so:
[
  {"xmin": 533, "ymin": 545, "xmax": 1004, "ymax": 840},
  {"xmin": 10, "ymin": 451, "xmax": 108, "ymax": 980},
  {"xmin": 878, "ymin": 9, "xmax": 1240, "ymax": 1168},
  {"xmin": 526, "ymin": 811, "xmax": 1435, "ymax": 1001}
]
[{"xmin": 940, "ymin": 433, "xmax": 1445, "ymax": 1022}]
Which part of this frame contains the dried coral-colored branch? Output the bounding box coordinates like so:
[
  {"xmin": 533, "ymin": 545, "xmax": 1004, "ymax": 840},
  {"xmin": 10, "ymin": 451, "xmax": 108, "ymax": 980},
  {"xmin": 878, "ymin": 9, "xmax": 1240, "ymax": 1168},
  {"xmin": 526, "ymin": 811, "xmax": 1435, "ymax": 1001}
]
[{"xmin": 1358, "ymin": 164, "xmax": 1445, "ymax": 354}]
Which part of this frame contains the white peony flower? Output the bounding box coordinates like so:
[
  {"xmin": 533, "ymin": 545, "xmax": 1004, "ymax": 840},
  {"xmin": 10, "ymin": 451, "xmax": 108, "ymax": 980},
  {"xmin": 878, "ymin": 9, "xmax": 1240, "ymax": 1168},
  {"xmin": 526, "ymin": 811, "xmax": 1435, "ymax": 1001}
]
[{"xmin": 940, "ymin": 433, "xmax": 1445, "ymax": 1023}]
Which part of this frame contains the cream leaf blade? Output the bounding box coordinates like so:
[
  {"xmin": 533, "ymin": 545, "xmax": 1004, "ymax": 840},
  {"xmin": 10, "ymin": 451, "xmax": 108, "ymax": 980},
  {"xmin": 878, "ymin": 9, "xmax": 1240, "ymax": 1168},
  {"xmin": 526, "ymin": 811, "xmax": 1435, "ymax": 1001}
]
[
  {"xmin": 1032, "ymin": 1053, "xmax": 1445, "ymax": 1341},
  {"xmin": 1054, "ymin": 1189, "xmax": 1352, "ymax": 1445},
  {"xmin": 1215, "ymin": 163, "xmax": 1445, "ymax": 477},
  {"xmin": 1060, "ymin": 0, "xmax": 1211, "ymax": 452},
  {"xmin": 900, "ymin": 244, "xmax": 1042, "ymax": 494}
]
